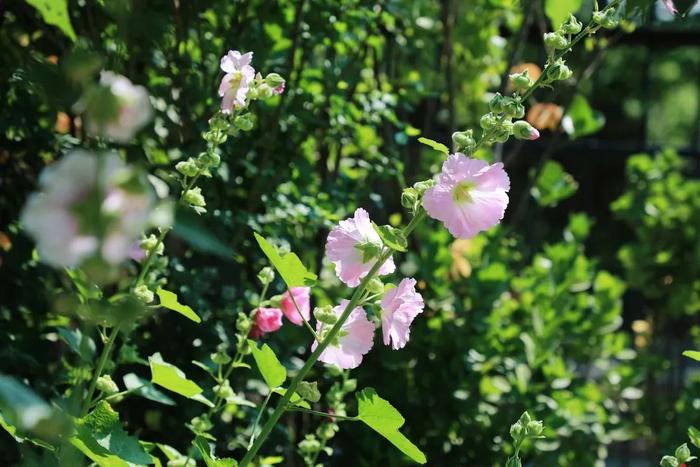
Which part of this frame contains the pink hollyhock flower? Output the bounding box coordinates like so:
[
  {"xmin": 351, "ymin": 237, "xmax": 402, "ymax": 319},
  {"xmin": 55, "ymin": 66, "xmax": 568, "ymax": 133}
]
[
  {"xmin": 218, "ymin": 50, "xmax": 255, "ymax": 113},
  {"xmin": 422, "ymin": 154, "xmax": 510, "ymax": 239},
  {"xmin": 312, "ymin": 300, "xmax": 375, "ymax": 369},
  {"xmin": 325, "ymin": 208, "xmax": 396, "ymax": 287},
  {"xmin": 380, "ymin": 278, "xmax": 424, "ymax": 350},
  {"xmin": 280, "ymin": 287, "xmax": 311, "ymax": 326},
  {"xmin": 663, "ymin": 0, "xmax": 678, "ymax": 14},
  {"xmin": 250, "ymin": 307, "xmax": 283, "ymax": 339}
]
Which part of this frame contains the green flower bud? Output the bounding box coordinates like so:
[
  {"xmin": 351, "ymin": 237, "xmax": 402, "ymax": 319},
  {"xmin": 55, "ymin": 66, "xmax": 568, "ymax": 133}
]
[
  {"xmin": 257, "ymin": 266, "xmax": 275, "ymax": 286},
  {"xmin": 96, "ymin": 375, "xmax": 119, "ymax": 395},
  {"xmin": 202, "ymin": 129, "xmax": 227, "ymax": 145},
  {"xmin": 593, "ymin": 8, "xmax": 617, "ymax": 29},
  {"xmin": 211, "ymin": 351, "xmax": 231, "ymax": 365},
  {"xmin": 517, "ymin": 411, "xmax": 532, "ymax": 425},
  {"xmin": 314, "ymin": 305, "xmax": 337, "ymax": 325},
  {"xmin": 140, "ymin": 234, "xmax": 163, "ymax": 255},
  {"xmin": 452, "ymin": 130, "xmax": 476, "ymax": 153},
  {"xmin": 212, "ymin": 380, "xmax": 234, "ymax": 400},
  {"xmin": 183, "ymin": 187, "xmax": 206, "ymax": 207},
  {"xmin": 480, "ymin": 113, "xmax": 498, "ymax": 130},
  {"xmin": 548, "ymin": 59, "xmax": 573, "ymax": 81},
  {"xmin": 526, "ymin": 420, "xmax": 544, "ymax": 437},
  {"xmin": 489, "ymin": 92, "xmax": 507, "ymax": 113},
  {"xmin": 544, "ymin": 32, "xmax": 569, "ymax": 50},
  {"xmin": 236, "ymin": 311, "xmax": 252, "ymax": 334},
  {"xmin": 660, "ymin": 456, "xmax": 679, "ymax": 467},
  {"xmin": 264, "ymin": 72, "xmax": 285, "ymax": 88},
  {"xmin": 413, "ymin": 179, "xmax": 435, "ymax": 194},
  {"xmin": 561, "ymin": 14, "xmax": 583, "ymax": 34},
  {"xmin": 506, "ymin": 456, "xmax": 522, "ymax": 467},
  {"xmin": 175, "ymin": 158, "xmax": 199, "ymax": 177},
  {"xmin": 234, "ymin": 113, "xmax": 254, "ymax": 131},
  {"xmin": 256, "ymin": 83, "xmax": 274, "ymax": 99},
  {"xmin": 343, "ymin": 378, "xmax": 357, "ymax": 393},
  {"xmin": 134, "ymin": 284, "xmax": 154, "ymax": 303},
  {"xmin": 674, "ymin": 444, "xmax": 691, "ymax": 463},
  {"xmin": 510, "ymin": 421, "xmax": 524, "ymax": 440},
  {"xmin": 197, "ymin": 150, "xmax": 221, "ymax": 169},
  {"xmin": 401, "ymin": 187, "xmax": 418, "ymax": 209},
  {"xmin": 503, "ymin": 98, "xmax": 525, "ymax": 119},
  {"xmin": 509, "ymin": 70, "xmax": 534, "ymax": 91},
  {"xmin": 189, "ymin": 415, "xmax": 213, "ymax": 433},
  {"xmin": 297, "ymin": 381, "xmax": 321, "ymax": 403},
  {"xmin": 367, "ymin": 278, "xmax": 384, "ymax": 294},
  {"xmin": 513, "ymin": 120, "xmax": 540, "ymax": 140},
  {"xmin": 492, "ymin": 120, "xmax": 513, "ymax": 143},
  {"xmin": 298, "ymin": 435, "xmax": 321, "ymax": 454}
]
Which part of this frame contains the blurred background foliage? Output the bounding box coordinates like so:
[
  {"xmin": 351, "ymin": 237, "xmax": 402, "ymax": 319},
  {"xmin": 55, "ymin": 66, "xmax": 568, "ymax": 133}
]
[{"xmin": 1, "ymin": 0, "xmax": 700, "ymax": 466}]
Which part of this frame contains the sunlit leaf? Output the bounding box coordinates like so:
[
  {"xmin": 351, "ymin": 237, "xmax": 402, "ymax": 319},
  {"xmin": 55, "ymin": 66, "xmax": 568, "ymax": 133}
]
[
  {"xmin": 122, "ymin": 373, "xmax": 175, "ymax": 406},
  {"xmin": 417, "ymin": 137, "xmax": 449, "ymax": 154},
  {"xmin": 156, "ymin": 289, "xmax": 201, "ymax": 323},
  {"xmin": 563, "ymin": 94, "xmax": 605, "ymax": 139},
  {"xmin": 26, "ymin": 0, "xmax": 77, "ymax": 41},
  {"xmin": 544, "ymin": 0, "xmax": 582, "ymax": 28},
  {"xmin": 355, "ymin": 388, "xmax": 426, "ymax": 464},
  {"xmin": 148, "ymin": 353, "xmax": 203, "ymax": 400},
  {"xmin": 194, "ymin": 437, "xmax": 237, "ymax": 467},
  {"xmin": 683, "ymin": 350, "xmax": 700, "ymax": 362},
  {"xmin": 249, "ymin": 341, "xmax": 287, "ymax": 389},
  {"xmin": 253, "ymin": 233, "xmax": 317, "ymax": 288},
  {"xmin": 531, "ymin": 160, "xmax": 578, "ymax": 207}
]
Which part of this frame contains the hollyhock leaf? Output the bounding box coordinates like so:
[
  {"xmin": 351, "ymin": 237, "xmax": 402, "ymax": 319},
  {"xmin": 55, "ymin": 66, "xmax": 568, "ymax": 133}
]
[
  {"xmin": 544, "ymin": 0, "xmax": 582, "ymax": 28},
  {"xmin": 156, "ymin": 288, "xmax": 201, "ymax": 323},
  {"xmin": 372, "ymin": 223, "xmax": 407, "ymax": 252},
  {"xmin": 148, "ymin": 353, "xmax": 203, "ymax": 399},
  {"xmin": 688, "ymin": 426, "xmax": 700, "ymax": 448},
  {"xmin": 272, "ymin": 388, "xmax": 311, "ymax": 409},
  {"xmin": 254, "ymin": 232, "xmax": 317, "ymax": 287},
  {"xmin": 122, "ymin": 373, "xmax": 176, "ymax": 406},
  {"xmin": 531, "ymin": 161, "xmax": 578, "ymax": 207},
  {"xmin": 249, "ymin": 341, "xmax": 287, "ymax": 389},
  {"xmin": 194, "ymin": 437, "xmax": 238, "ymax": 467},
  {"xmin": 58, "ymin": 327, "xmax": 96, "ymax": 361},
  {"xmin": 683, "ymin": 350, "xmax": 700, "ymax": 362},
  {"xmin": 70, "ymin": 401, "xmax": 152, "ymax": 466},
  {"xmin": 563, "ymin": 94, "xmax": 605, "ymax": 139},
  {"xmin": 355, "ymin": 388, "xmax": 426, "ymax": 464},
  {"xmin": 173, "ymin": 207, "xmax": 234, "ymax": 259},
  {"xmin": 297, "ymin": 381, "xmax": 321, "ymax": 403},
  {"xmin": 417, "ymin": 137, "xmax": 449, "ymax": 154},
  {"xmin": 26, "ymin": 0, "xmax": 77, "ymax": 41}
]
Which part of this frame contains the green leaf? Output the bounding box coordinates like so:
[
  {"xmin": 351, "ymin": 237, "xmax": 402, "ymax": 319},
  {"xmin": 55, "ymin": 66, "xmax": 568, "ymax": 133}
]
[
  {"xmin": 25, "ymin": 0, "xmax": 77, "ymax": 41},
  {"xmin": 372, "ymin": 223, "xmax": 407, "ymax": 252},
  {"xmin": 249, "ymin": 341, "xmax": 287, "ymax": 389},
  {"xmin": 417, "ymin": 137, "xmax": 449, "ymax": 154},
  {"xmin": 58, "ymin": 327, "xmax": 96, "ymax": 361},
  {"xmin": 253, "ymin": 233, "xmax": 317, "ymax": 288},
  {"xmin": 156, "ymin": 289, "xmax": 201, "ymax": 323},
  {"xmin": 0, "ymin": 375, "xmax": 53, "ymax": 433},
  {"xmin": 70, "ymin": 401, "xmax": 152, "ymax": 466},
  {"xmin": 272, "ymin": 388, "xmax": 310, "ymax": 409},
  {"xmin": 148, "ymin": 353, "xmax": 204, "ymax": 400},
  {"xmin": 563, "ymin": 94, "xmax": 605, "ymax": 139},
  {"xmin": 0, "ymin": 411, "xmax": 54, "ymax": 450},
  {"xmin": 689, "ymin": 426, "xmax": 700, "ymax": 449},
  {"xmin": 544, "ymin": 0, "xmax": 582, "ymax": 28},
  {"xmin": 355, "ymin": 388, "xmax": 426, "ymax": 464},
  {"xmin": 683, "ymin": 350, "xmax": 700, "ymax": 362},
  {"xmin": 531, "ymin": 160, "xmax": 578, "ymax": 207},
  {"xmin": 194, "ymin": 437, "xmax": 237, "ymax": 467},
  {"xmin": 122, "ymin": 374, "xmax": 175, "ymax": 406}
]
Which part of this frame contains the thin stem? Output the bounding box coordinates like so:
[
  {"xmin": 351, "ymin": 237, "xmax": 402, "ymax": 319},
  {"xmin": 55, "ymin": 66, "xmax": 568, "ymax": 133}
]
[
  {"xmin": 133, "ymin": 228, "xmax": 169, "ymax": 290},
  {"xmin": 288, "ymin": 289, "xmax": 321, "ymax": 342},
  {"xmin": 248, "ymin": 392, "xmax": 273, "ymax": 449},
  {"xmin": 287, "ymin": 407, "xmax": 357, "ymax": 422},
  {"xmin": 81, "ymin": 324, "xmax": 121, "ymax": 416},
  {"xmin": 239, "ymin": 209, "xmax": 427, "ymax": 467}
]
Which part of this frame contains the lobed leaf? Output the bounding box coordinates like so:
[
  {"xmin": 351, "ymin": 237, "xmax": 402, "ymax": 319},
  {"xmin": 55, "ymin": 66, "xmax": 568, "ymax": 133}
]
[
  {"xmin": 249, "ymin": 341, "xmax": 287, "ymax": 389},
  {"xmin": 156, "ymin": 289, "xmax": 202, "ymax": 323},
  {"xmin": 148, "ymin": 353, "xmax": 207, "ymax": 403},
  {"xmin": 25, "ymin": 0, "xmax": 77, "ymax": 41},
  {"xmin": 254, "ymin": 233, "xmax": 317, "ymax": 288}
]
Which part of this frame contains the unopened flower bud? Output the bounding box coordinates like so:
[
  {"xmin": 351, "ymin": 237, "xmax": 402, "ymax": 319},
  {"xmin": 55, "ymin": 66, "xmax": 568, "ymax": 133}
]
[
  {"xmin": 526, "ymin": 420, "xmax": 544, "ymax": 437},
  {"xmin": 264, "ymin": 73, "xmax": 285, "ymax": 88},
  {"xmin": 544, "ymin": 32, "xmax": 569, "ymax": 50},
  {"xmin": 593, "ymin": 8, "xmax": 618, "ymax": 29},
  {"xmin": 256, "ymin": 83, "xmax": 274, "ymax": 99},
  {"xmin": 489, "ymin": 92, "xmax": 507, "ymax": 114},
  {"xmin": 480, "ymin": 113, "xmax": 498, "ymax": 130},
  {"xmin": 175, "ymin": 158, "xmax": 199, "ymax": 177},
  {"xmin": 314, "ymin": 305, "xmax": 337, "ymax": 325},
  {"xmin": 183, "ymin": 187, "xmax": 206, "ymax": 207},
  {"xmin": 212, "ymin": 380, "xmax": 234, "ymax": 400},
  {"xmin": 234, "ymin": 114, "xmax": 254, "ymax": 131},
  {"xmin": 140, "ymin": 234, "xmax": 163, "ymax": 255},
  {"xmin": 197, "ymin": 150, "xmax": 221, "ymax": 169},
  {"xmin": 561, "ymin": 14, "xmax": 583, "ymax": 34},
  {"xmin": 257, "ymin": 266, "xmax": 275, "ymax": 285},
  {"xmin": 401, "ymin": 188, "xmax": 418, "ymax": 209},
  {"xmin": 134, "ymin": 284, "xmax": 154, "ymax": 303},
  {"xmin": 548, "ymin": 59, "xmax": 572, "ymax": 81},
  {"xmin": 367, "ymin": 278, "xmax": 384, "ymax": 294},
  {"xmin": 509, "ymin": 70, "xmax": 533, "ymax": 91},
  {"xmin": 211, "ymin": 350, "xmax": 231, "ymax": 365},
  {"xmin": 510, "ymin": 421, "xmax": 523, "ymax": 440},
  {"xmin": 660, "ymin": 456, "xmax": 679, "ymax": 467},
  {"xmin": 513, "ymin": 121, "xmax": 540, "ymax": 140},
  {"xmin": 236, "ymin": 311, "xmax": 252, "ymax": 334},
  {"xmin": 96, "ymin": 375, "xmax": 119, "ymax": 395},
  {"xmin": 674, "ymin": 444, "xmax": 691, "ymax": 463},
  {"xmin": 506, "ymin": 456, "xmax": 522, "ymax": 467},
  {"xmin": 452, "ymin": 130, "xmax": 476, "ymax": 153},
  {"xmin": 492, "ymin": 120, "xmax": 513, "ymax": 143},
  {"xmin": 298, "ymin": 435, "xmax": 321, "ymax": 454},
  {"xmin": 413, "ymin": 179, "xmax": 435, "ymax": 194},
  {"xmin": 503, "ymin": 98, "xmax": 525, "ymax": 119}
]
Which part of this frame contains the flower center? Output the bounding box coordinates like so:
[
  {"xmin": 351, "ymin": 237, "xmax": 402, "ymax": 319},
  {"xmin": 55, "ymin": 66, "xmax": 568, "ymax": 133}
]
[
  {"xmin": 452, "ymin": 181, "xmax": 476, "ymax": 203},
  {"xmin": 229, "ymin": 71, "xmax": 242, "ymax": 86}
]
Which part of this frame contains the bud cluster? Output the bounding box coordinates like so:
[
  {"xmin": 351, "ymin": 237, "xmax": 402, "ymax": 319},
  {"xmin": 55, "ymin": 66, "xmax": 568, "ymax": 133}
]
[{"xmin": 506, "ymin": 411, "xmax": 545, "ymax": 467}]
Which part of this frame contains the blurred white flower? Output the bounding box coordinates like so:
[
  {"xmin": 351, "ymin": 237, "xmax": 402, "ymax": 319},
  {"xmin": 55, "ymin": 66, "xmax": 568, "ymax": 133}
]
[
  {"xmin": 84, "ymin": 72, "xmax": 153, "ymax": 143},
  {"xmin": 21, "ymin": 150, "xmax": 157, "ymax": 268}
]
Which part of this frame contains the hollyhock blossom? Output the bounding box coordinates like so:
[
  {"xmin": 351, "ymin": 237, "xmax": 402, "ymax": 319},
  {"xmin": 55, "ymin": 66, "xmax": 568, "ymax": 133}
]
[
  {"xmin": 380, "ymin": 278, "xmax": 425, "ymax": 350},
  {"xmin": 86, "ymin": 72, "xmax": 153, "ymax": 143},
  {"xmin": 20, "ymin": 150, "xmax": 155, "ymax": 268},
  {"xmin": 663, "ymin": 0, "xmax": 678, "ymax": 14},
  {"xmin": 250, "ymin": 307, "xmax": 283, "ymax": 339},
  {"xmin": 280, "ymin": 287, "xmax": 311, "ymax": 326},
  {"xmin": 325, "ymin": 208, "xmax": 396, "ymax": 287},
  {"xmin": 422, "ymin": 154, "xmax": 510, "ymax": 239},
  {"xmin": 218, "ymin": 50, "xmax": 255, "ymax": 113},
  {"xmin": 312, "ymin": 300, "xmax": 375, "ymax": 369}
]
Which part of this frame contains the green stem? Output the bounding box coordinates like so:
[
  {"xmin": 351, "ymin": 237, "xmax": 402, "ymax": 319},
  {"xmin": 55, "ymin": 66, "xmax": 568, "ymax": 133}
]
[
  {"xmin": 248, "ymin": 392, "xmax": 273, "ymax": 449},
  {"xmin": 288, "ymin": 288, "xmax": 321, "ymax": 342},
  {"xmin": 287, "ymin": 407, "xmax": 357, "ymax": 422},
  {"xmin": 133, "ymin": 228, "xmax": 169, "ymax": 290},
  {"xmin": 239, "ymin": 209, "xmax": 426, "ymax": 467},
  {"xmin": 81, "ymin": 324, "xmax": 121, "ymax": 416}
]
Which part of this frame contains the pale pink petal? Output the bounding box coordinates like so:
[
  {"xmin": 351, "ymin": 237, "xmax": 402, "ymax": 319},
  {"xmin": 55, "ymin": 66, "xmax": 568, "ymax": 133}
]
[
  {"xmin": 381, "ymin": 278, "xmax": 424, "ymax": 350},
  {"xmin": 280, "ymin": 287, "xmax": 311, "ymax": 326},
  {"xmin": 312, "ymin": 300, "xmax": 375, "ymax": 370},
  {"xmin": 663, "ymin": 0, "xmax": 678, "ymax": 14},
  {"xmin": 218, "ymin": 73, "xmax": 234, "ymax": 97},
  {"xmin": 221, "ymin": 91, "xmax": 236, "ymax": 114}
]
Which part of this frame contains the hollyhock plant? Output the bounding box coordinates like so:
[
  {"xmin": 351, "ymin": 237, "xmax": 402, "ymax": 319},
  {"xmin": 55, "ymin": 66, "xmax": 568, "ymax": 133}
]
[
  {"xmin": 312, "ymin": 300, "xmax": 375, "ymax": 369},
  {"xmin": 218, "ymin": 50, "xmax": 255, "ymax": 113},
  {"xmin": 380, "ymin": 278, "xmax": 425, "ymax": 350},
  {"xmin": 85, "ymin": 71, "xmax": 153, "ymax": 143},
  {"xmin": 325, "ymin": 208, "xmax": 396, "ymax": 287},
  {"xmin": 280, "ymin": 287, "xmax": 311, "ymax": 326},
  {"xmin": 250, "ymin": 307, "xmax": 284, "ymax": 339},
  {"xmin": 20, "ymin": 150, "xmax": 156, "ymax": 268},
  {"xmin": 422, "ymin": 154, "xmax": 510, "ymax": 239}
]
